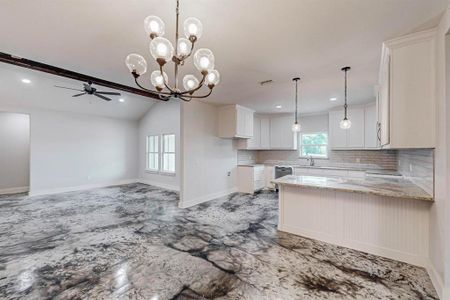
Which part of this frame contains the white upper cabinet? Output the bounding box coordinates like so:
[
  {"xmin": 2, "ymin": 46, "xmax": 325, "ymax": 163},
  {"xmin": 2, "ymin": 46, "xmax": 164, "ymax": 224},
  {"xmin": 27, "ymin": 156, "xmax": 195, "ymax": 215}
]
[
  {"xmin": 364, "ymin": 103, "xmax": 378, "ymax": 148},
  {"xmin": 218, "ymin": 104, "xmax": 254, "ymax": 138},
  {"xmin": 329, "ymin": 104, "xmax": 376, "ymax": 150},
  {"xmin": 379, "ymin": 29, "xmax": 436, "ymax": 149},
  {"xmin": 269, "ymin": 115, "xmax": 297, "ymax": 149},
  {"xmin": 237, "ymin": 114, "xmax": 296, "ymax": 150}
]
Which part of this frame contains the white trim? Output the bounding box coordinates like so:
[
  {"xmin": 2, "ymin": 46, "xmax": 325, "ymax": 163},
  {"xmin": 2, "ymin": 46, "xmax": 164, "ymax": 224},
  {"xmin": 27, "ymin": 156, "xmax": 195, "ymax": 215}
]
[
  {"xmin": 178, "ymin": 188, "xmax": 237, "ymax": 208},
  {"xmin": 137, "ymin": 178, "xmax": 180, "ymax": 192},
  {"xmin": 426, "ymin": 260, "xmax": 444, "ymax": 300},
  {"xmin": 279, "ymin": 224, "xmax": 428, "ymax": 268},
  {"xmin": 0, "ymin": 186, "xmax": 29, "ymax": 195},
  {"xmin": 29, "ymin": 179, "xmax": 138, "ymax": 197}
]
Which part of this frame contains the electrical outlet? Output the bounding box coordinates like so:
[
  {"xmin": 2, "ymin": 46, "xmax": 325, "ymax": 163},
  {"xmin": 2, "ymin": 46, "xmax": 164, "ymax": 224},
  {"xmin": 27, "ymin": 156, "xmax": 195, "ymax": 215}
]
[
  {"xmin": 356, "ymin": 158, "xmax": 361, "ymax": 163},
  {"xmin": 409, "ymin": 164, "xmax": 413, "ymax": 172},
  {"xmin": 227, "ymin": 171, "xmax": 231, "ymax": 177}
]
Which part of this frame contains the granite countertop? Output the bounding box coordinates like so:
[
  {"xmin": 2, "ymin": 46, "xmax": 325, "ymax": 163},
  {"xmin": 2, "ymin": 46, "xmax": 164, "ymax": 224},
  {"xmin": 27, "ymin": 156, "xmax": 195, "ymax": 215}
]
[
  {"xmin": 237, "ymin": 163, "xmax": 401, "ymax": 176},
  {"xmin": 271, "ymin": 175, "xmax": 433, "ymax": 202}
]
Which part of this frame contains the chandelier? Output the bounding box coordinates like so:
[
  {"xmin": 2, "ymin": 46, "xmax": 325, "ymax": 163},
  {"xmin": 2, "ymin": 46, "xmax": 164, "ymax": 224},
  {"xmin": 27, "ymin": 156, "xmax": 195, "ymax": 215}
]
[{"xmin": 125, "ymin": 0, "xmax": 220, "ymax": 101}]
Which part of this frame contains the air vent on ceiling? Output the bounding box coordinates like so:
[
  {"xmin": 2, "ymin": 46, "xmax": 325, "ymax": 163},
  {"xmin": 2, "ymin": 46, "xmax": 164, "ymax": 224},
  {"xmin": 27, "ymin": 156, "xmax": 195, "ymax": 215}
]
[{"xmin": 259, "ymin": 79, "xmax": 273, "ymax": 86}]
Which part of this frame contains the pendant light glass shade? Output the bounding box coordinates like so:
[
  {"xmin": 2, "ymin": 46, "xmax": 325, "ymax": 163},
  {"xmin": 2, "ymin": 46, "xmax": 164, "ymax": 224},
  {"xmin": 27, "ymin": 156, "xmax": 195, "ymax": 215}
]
[
  {"xmin": 125, "ymin": 54, "xmax": 147, "ymax": 75},
  {"xmin": 177, "ymin": 38, "xmax": 191, "ymax": 56},
  {"xmin": 292, "ymin": 122, "xmax": 301, "ymax": 132},
  {"xmin": 194, "ymin": 48, "xmax": 215, "ymax": 72},
  {"xmin": 144, "ymin": 16, "xmax": 165, "ymax": 37},
  {"xmin": 149, "ymin": 37, "xmax": 174, "ymax": 62},
  {"xmin": 340, "ymin": 118, "xmax": 352, "ymax": 129},
  {"xmin": 183, "ymin": 74, "xmax": 199, "ymax": 91},
  {"xmin": 184, "ymin": 17, "xmax": 203, "ymax": 39},
  {"xmin": 150, "ymin": 70, "xmax": 168, "ymax": 89},
  {"xmin": 205, "ymin": 70, "xmax": 220, "ymax": 86}
]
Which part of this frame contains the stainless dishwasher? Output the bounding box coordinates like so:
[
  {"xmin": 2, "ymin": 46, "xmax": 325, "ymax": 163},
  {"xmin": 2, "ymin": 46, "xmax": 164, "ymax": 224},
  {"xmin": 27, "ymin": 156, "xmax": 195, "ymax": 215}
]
[{"xmin": 274, "ymin": 166, "xmax": 293, "ymax": 191}]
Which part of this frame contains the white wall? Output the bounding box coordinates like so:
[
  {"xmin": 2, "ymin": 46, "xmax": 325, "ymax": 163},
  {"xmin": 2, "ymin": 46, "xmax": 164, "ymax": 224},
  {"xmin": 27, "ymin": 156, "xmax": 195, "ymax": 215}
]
[
  {"xmin": 0, "ymin": 105, "xmax": 139, "ymax": 195},
  {"xmin": 180, "ymin": 100, "xmax": 237, "ymax": 208},
  {"xmin": 430, "ymin": 6, "xmax": 450, "ymax": 299},
  {"xmin": 138, "ymin": 100, "xmax": 180, "ymax": 191},
  {"xmin": 0, "ymin": 113, "xmax": 30, "ymax": 193}
]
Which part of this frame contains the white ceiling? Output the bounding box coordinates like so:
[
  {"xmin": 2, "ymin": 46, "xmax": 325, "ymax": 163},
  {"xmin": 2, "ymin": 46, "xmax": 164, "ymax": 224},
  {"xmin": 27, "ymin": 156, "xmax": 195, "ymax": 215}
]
[
  {"xmin": 0, "ymin": 64, "xmax": 156, "ymax": 120},
  {"xmin": 0, "ymin": 0, "xmax": 448, "ymax": 115}
]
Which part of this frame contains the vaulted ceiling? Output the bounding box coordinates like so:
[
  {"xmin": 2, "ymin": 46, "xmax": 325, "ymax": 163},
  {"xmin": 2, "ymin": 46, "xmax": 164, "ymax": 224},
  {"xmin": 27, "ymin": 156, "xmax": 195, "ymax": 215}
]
[{"xmin": 0, "ymin": 0, "xmax": 448, "ymax": 116}]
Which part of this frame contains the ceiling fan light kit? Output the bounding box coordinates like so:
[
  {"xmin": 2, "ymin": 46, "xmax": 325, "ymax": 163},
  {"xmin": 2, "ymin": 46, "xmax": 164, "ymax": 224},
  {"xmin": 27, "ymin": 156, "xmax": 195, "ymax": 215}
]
[{"xmin": 125, "ymin": 0, "xmax": 220, "ymax": 102}]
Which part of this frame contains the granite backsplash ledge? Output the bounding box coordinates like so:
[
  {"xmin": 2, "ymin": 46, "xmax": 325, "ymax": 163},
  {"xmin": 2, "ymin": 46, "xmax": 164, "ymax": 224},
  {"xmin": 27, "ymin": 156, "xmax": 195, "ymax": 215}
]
[{"xmin": 238, "ymin": 149, "xmax": 399, "ymax": 170}]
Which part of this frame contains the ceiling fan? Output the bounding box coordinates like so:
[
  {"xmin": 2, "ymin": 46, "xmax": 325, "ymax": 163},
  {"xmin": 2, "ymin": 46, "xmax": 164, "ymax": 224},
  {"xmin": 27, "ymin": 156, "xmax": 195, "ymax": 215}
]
[{"xmin": 54, "ymin": 81, "xmax": 121, "ymax": 101}]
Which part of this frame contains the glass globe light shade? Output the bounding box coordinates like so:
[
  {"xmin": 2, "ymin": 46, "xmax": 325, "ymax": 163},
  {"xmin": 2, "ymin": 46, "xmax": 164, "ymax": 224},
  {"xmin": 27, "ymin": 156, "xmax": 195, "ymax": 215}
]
[
  {"xmin": 149, "ymin": 37, "xmax": 174, "ymax": 62},
  {"xmin": 194, "ymin": 48, "xmax": 215, "ymax": 72},
  {"xmin": 292, "ymin": 122, "xmax": 301, "ymax": 132},
  {"xmin": 183, "ymin": 17, "xmax": 203, "ymax": 39},
  {"xmin": 144, "ymin": 16, "xmax": 165, "ymax": 37},
  {"xmin": 340, "ymin": 118, "xmax": 352, "ymax": 129},
  {"xmin": 150, "ymin": 70, "xmax": 168, "ymax": 89},
  {"xmin": 177, "ymin": 38, "xmax": 191, "ymax": 56},
  {"xmin": 205, "ymin": 70, "xmax": 220, "ymax": 86},
  {"xmin": 125, "ymin": 54, "xmax": 147, "ymax": 75},
  {"xmin": 183, "ymin": 75, "xmax": 200, "ymax": 91}
]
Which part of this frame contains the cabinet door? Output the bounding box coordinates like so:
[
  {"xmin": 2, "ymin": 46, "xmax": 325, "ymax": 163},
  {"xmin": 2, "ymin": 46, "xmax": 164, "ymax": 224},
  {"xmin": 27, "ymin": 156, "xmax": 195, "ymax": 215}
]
[
  {"xmin": 247, "ymin": 116, "xmax": 260, "ymax": 149},
  {"xmin": 260, "ymin": 117, "xmax": 271, "ymax": 149},
  {"xmin": 379, "ymin": 52, "xmax": 390, "ymax": 146},
  {"xmin": 270, "ymin": 115, "xmax": 296, "ymax": 149},
  {"xmin": 346, "ymin": 108, "xmax": 365, "ymax": 148},
  {"xmin": 364, "ymin": 104, "xmax": 378, "ymax": 148},
  {"xmin": 329, "ymin": 110, "xmax": 347, "ymax": 148},
  {"xmin": 245, "ymin": 110, "xmax": 254, "ymax": 137},
  {"xmin": 236, "ymin": 108, "xmax": 246, "ymax": 137}
]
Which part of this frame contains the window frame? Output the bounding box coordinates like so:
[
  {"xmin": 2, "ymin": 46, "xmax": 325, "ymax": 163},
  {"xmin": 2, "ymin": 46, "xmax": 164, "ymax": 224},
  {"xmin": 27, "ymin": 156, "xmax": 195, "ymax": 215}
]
[
  {"xmin": 298, "ymin": 131, "xmax": 329, "ymax": 159},
  {"xmin": 161, "ymin": 133, "xmax": 176, "ymax": 175},
  {"xmin": 146, "ymin": 135, "xmax": 160, "ymax": 172}
]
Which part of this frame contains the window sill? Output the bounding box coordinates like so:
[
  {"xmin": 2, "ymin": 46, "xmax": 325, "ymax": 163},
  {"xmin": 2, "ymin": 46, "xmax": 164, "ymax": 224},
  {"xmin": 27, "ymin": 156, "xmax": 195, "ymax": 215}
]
[{"xmin": 145, "ymin": 170, "xmax": 176, "ymax": 177}]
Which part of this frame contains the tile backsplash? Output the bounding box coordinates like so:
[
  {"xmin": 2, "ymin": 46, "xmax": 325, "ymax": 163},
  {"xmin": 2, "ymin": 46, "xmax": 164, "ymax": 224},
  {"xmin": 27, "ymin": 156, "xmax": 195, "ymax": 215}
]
[
  {"xmin": 248, "ymin": 149, "xmax": 398, "ymax": 170},
  {"xmin": 398, "ymin": 149, "xmax": 434, "ymax": 195}
]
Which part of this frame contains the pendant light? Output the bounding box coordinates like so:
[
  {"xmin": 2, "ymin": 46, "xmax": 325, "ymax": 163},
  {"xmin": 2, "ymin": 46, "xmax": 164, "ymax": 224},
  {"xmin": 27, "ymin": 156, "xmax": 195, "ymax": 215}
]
[
  {"xmin": 291, "ymin": 77, "xmax": 301, "ymax": 132},
  {"xmin": 340, "ymin": 66, "xmax": 352, "ymax": 129}
]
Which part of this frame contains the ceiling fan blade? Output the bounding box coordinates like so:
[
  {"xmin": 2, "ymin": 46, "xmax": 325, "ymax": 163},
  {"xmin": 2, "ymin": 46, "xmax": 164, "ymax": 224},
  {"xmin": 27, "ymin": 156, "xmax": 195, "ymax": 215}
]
[
  {"xmin": 95, "ymin": 91, "xmax": 121, "ymax": 96},
  {"xmin": 94, "ymin": 93, "xmax": 111, "ymax": 101},
  {"xmin": 72, "ymin": 93, "xmax": 86, "ymax": 97},
  {"xmin": 55, "ymin": 85, "xmax": 84, "ymax": 92}
]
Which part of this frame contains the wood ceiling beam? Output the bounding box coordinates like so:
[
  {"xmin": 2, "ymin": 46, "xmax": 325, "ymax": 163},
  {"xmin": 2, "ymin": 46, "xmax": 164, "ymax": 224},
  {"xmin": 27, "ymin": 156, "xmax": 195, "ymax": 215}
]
[{"xmin": 0, "ymin": 52, "xmax": 161, "ymax": 100}]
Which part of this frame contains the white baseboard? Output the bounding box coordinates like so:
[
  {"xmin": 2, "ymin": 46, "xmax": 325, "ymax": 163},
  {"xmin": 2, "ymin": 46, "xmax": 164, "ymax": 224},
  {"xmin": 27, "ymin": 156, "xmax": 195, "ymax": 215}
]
[
  {"xmin": 0, "ymin": 186, "xmax": 29, "ymax": 195},
  {"xmin": 279, "ymin": 224, "xmax": 428, "ymax": 268},
  {"xmin": 29, "ymin": 179, "xmax": 138, "ymax": 197},
  {"xmin": 179, "ymin": 187, "xmax": 237, "ymax": 208},
  {"xmin": 137, "ymin": 178, "xmax": 180, "ymax": 192},
  {"xmin": 427, "ymin": 259, "xmax": 445, "ymax": 300}
]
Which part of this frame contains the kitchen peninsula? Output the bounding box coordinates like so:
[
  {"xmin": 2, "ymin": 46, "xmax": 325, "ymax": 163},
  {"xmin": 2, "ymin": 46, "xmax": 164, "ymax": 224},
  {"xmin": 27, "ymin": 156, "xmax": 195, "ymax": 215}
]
[{"xmin": 272, "ymin": 174, "xmax": 433, "ymax": 268}]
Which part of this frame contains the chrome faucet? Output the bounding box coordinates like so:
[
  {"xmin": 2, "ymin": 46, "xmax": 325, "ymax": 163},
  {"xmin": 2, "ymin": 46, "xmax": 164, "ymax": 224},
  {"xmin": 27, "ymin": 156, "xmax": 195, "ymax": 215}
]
[{"xmin": 307, "ymin": 155, "xmax": 315, "ymax": 166}]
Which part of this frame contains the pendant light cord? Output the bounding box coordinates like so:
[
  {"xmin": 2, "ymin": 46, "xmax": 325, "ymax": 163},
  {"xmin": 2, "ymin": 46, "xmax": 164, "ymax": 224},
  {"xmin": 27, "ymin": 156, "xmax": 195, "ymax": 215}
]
[
  {"xmin": 293, "ymin": 77, "xmax": 300, "ymax": 123},
  {"xmin": 341, "ymin": 66, "xmax": 350, "ymax": 119}
]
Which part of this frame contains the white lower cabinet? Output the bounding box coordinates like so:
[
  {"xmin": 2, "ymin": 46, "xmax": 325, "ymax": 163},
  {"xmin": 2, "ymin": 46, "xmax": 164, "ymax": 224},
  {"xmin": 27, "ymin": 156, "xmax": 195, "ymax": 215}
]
[{"xmin": 237, "ymin": 165, "xmax": 266, "ymax": 194}]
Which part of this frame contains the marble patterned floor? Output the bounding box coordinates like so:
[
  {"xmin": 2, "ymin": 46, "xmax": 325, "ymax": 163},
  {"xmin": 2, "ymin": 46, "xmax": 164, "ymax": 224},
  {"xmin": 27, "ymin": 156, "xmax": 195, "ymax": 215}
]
[{"xmin": 0, "ymin": 183, "xmax": 438, "ymax": 299}]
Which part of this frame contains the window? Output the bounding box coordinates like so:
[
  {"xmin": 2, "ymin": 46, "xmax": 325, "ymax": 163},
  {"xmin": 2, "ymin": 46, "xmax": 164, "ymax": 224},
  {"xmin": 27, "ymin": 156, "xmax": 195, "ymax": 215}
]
[
  {"xmin": 300, "ymin": 132, "xmax": 328, "ymax": 158},
  {"xmin": 146, "ymin": 135, "xmax": 159, "ymax": 171},
  {"xmin": 162, "ymin": 134, "xmax": 176, "ymax": 173}
]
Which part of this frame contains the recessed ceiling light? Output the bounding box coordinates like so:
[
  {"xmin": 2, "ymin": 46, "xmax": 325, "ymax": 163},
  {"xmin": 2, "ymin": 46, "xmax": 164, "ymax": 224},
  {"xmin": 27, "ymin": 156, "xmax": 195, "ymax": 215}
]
[
  {"xmin": 119, "ymin": 98, "xmax": 125, "ymax": 103},
  {"xmin": 21, "ymin": 79, "xmax": 31, "ymax": 84},
  {"xmin": 275, "ymin": 105, "xmax": 282, "ymax": 109},
  {"xmin": 330, "ymin": 97, "xmax": 337, "ymax": 101}
]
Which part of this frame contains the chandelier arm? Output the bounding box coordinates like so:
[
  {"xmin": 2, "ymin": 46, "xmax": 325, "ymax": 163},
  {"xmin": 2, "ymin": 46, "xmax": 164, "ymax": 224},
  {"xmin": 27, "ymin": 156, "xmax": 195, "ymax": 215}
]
[
  {"xmin": 159, "ymin": 65, "xmax": 177, "ymax": 94},
  {"xmin": 134, "ymin": 77, "xmax": 172, "ymax": 95},
  {"xmin": 178, "ymin": 95, "xmax": 193, "ymax": 102},
  {"xmin": 179, "ymin": 72, "xmax": 207, "ymax": 95},
  {"xmin": 183, "ymin": 88, "xmax": 213, "ymax": 99}
]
